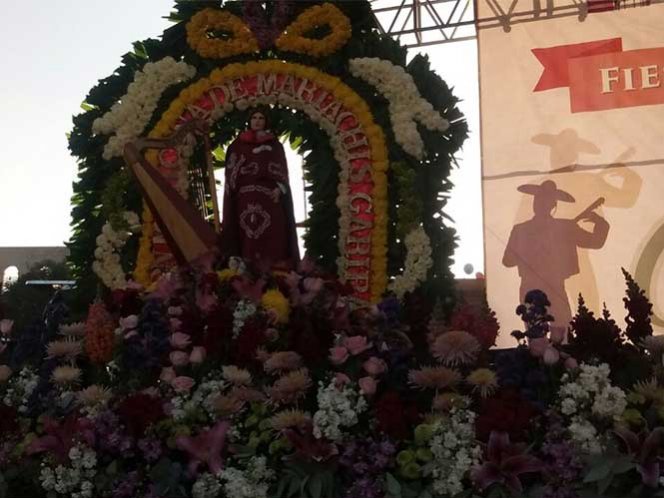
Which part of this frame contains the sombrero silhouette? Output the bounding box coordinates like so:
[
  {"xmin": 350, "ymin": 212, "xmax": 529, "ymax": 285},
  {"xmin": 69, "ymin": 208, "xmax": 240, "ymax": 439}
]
[{"xmin": 517, "ymin": 180, "xmax": 575, "ymax": 202}]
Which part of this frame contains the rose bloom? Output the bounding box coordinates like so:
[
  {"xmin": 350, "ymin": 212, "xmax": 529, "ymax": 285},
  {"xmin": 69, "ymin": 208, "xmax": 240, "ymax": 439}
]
[
  {"xmin": 160, "ymin": 367, "xmax": 176, "ymax": 383},
  {"xmin": 0, "ymin": 365, "xmax": 12, "ymax": 382},
  {"xmin": 170, "ymin": 332, "xmax": 191, "ymax": 349},
  {"xmin": 171, "ymin": 376, "xmax": 195, "ymax": 393},
  {"xmin": 359, "ymin": 376, "xmax": 378, "ymax": 396},
  {"xmin": 119, "ymin": 315, "xmax": 138, "ymax": 330},
  {"xmin": 343, "ymin": 336, "xmax": 371, "ymax": 355},
  {"xmin": 170, "ymin": 351, "xmax": 189, "ymax": 367},
  {"xmin": 363, "ymin": 357, "xmax": 387, "ymax": 376},
  {"xmin": 334, "ymin": 372, "xmax": 351, "ymax": 388},
  {"xmin": 189, "ymin": 346, "xmax": 206, "ymax": 364},
  {"xmin": 0, "ymin": 319, "xmax": 14, "ymax": 335},
  {"xmin": 329, "ymin": 346, "xmax": 349, "ymax": 365}
]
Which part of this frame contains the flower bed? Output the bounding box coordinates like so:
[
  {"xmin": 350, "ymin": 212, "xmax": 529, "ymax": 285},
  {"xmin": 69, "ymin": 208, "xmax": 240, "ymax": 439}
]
[{"xmin": 0, "ymin": 259, "xmax": 661, "ymax": 498}]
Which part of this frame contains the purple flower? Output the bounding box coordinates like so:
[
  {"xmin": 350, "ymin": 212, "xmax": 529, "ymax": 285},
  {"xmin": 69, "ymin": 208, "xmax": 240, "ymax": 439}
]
[
  {"xmin": 471, "ymin": 431, "xmax": 543, "ymax": 494},
  {"xmin": 138, "ymin": 437, "xmax": 163, "ymax": 462}
]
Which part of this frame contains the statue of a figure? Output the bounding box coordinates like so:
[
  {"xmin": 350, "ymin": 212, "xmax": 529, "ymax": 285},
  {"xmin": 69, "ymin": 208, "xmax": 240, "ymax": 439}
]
[{"xmin": 219, "ymin": 108, "xmax": 300, "ymax": 269}]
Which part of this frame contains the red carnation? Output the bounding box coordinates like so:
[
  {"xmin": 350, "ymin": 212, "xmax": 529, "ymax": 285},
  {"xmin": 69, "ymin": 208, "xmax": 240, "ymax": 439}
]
[
  {"xmin": 117, "ymin": 393, "xmax": 165, "ymax": 438},
  {"xmin": 449, "ymin": 304, "xmax": 499, "ymax": 350},
  {"xmin": 374, "ymin": 391, "xmax": 421, "ymax": 440},
  {"xmin": 475, "ymin": 388, "xmax": 539, "ymax": 442}
]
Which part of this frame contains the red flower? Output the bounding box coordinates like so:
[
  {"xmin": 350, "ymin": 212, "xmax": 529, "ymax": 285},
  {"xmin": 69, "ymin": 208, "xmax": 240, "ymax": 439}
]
[
  {"xmin": 0, "ymin": 404, "xmax": 18, "ymax": 439},
  {"xmin": 232, "ymin": 318, "xmax": 267, "ymax": 367},
  {"xmin": 110, "ymin": 288, "xmax": 143, "ymax": 316},
  {"xmin": 117, "ymin": 393, "xmax": 165, "ymax": 438},
  {"xmin": 374, "ymin": 391, "xmax": 421, "ymax": 440},
  {"xmin": 449, "ymin": 304, "xmax": 500, "ymax": 350},
  {"xmin": 475, "ymin": 389, "xmax": 539, "ymax": 442}
]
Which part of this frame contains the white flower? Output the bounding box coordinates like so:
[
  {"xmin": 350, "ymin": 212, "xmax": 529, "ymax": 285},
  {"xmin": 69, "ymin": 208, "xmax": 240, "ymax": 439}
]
[
  {"xmin": 93, "ymin": 57, "xmax": 196, "ymax": 159},
  {"xmin": 312, "ymin": 380, "xmax": 366, "ymax": 441},
  {"xmin": 349, "ymin": 58, "xmax": 449, "ymax": 159},
  {"xmin": 389, "ymin": 226, "xmax": 433, "ymax": 297}
]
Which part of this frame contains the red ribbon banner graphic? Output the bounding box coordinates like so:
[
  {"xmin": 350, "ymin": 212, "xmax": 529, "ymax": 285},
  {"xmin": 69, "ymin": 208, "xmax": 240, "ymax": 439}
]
[{"xmin": 532, "ymin": 38, "xmax": 664, "ymax": 113}]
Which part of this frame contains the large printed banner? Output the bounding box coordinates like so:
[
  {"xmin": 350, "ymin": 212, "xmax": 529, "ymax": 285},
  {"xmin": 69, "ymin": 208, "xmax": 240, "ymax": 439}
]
[{"xmin": 478, "ymin": 4, "xmax": 664, "ymax": 346}]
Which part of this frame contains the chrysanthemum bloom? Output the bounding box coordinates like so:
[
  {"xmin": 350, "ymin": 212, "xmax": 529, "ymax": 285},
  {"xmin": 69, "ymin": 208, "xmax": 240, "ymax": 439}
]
[
  {"xmin": 46, "ymin": 339, "xmax": 83, "ymax": 360},
  {"xmin": 261, "ymin": 289, "xmax": 290, "ymax": 324},
  {"xmin": 51, "ymin": 365, "xmax": 82, "ymax": 386},
  {"xmin": 431, "ymin": 330, "xmax": 481, "ymax": 366},
  {"xmin": 222, "ymin": 365, "xmax": 253, "ymax": 386},
  {"xmin": 271, "ymin": 409, "xmax": 312, "ymax": 431},
  {"xmin": 228, "ymin": 386, "xmax": 265, "ymax": 403},
  {"xmin": 78, "ymin": 385, "xmax": 113, "ymax": 407},
  {"xmin": 408, "ymin": 366, "xmax": 461, "ymax": 390},
  {"xmin": 213, "ymin": 394, "xmax": 245, "ymax": 416},
  {"xmin": 633, "ymin": 378, "xmax": 664, "ymax": 404},
  {"xmin": 267, "ymin": 369, "xmax": 312, "ymax": 404},
  {"xmin": 264, "ymin": 351, "xmax": 302, "ymax": 374},
  {"xmin": 467, "ymin": 368, "xmax": 499, "ymax": 398},
  {"xmin": 59, "ymin": 322, "xmax": 86, "ymax": 337},
  {"xmin": 432, "ymin": 392, "xmax": 468, "ymax": 412}
]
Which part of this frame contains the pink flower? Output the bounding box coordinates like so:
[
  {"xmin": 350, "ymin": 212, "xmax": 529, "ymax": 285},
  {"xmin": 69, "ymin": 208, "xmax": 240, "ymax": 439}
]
[
  {"xmin": 334, "ymin": 373, "xmax": 351, "ymax": 388},
  {"xmin": 543, "ymin": 347, "xmax": 560, "ymax": 366},
  {"xmin": 170, "ymin": 318, "xmax": 183, "ymax": 331},
  {"xmin": 303, "ymin": 277, "xmax": 323, "ymax": 293},
  {"xmin": 170, "ymin": 333, "xmax": 191, "ymax": 349},
  {"xmin": 329, "ymin": 346, "xmax": 349, "ymax": 365},
  {"xmin": 359, "ymin": 376, "xmax": 378, "ymax": 396},
  {"xmin": 176, "ymin": 420, "xmax": 229, "ymax": 476},
  {"xmin": 160, "ymin": 367, "xmax": 176, "ymax": 383},
  {"xmin": 264, "ymin": 351, "xmax": 302, "ymax": 374},
  {"xmin": 0, "ymin": 365, "xmax": 12, "ymax": 382},
  {"xmin": 119, "ymin": 315, "xmax": 138, "ymax": 330},
  {"xmin": 196, "ymin": 290, "xmax": 218, "ymax": 313},
  {"xmin": 170, "ymin": 351, "xmax": 189, "ymax": 367},
  {"xmin": 528, "ymin": 337, "xmax": 549, "ymax": 358},
  {"xmin": 363, "ymin": 357, "xmax": 387, "ymax": 376},
  {"xmin": 0, "ymin": 319, "xmax": 13, "ymax": 336},
  {"xmin": 190, "ymin": 346, "xmax": 207, "ymax": 364},
  {"xmin": 168, "ymin": 306, "xmax": 183, "ymax": 316},
  {"xmin": 171, "ymin": 376, "xmax": 195, "ymax": 393},
  {"xmin": 343, "ymin": 336, "xmax": 371, "ymax": 355},
  {"xmin": 549, "ymin": 326, "xmax": 567, "ymax": 345},
  {"xmin": 564, "ymin": 357, "xmax": 579, "ymax": 370}
]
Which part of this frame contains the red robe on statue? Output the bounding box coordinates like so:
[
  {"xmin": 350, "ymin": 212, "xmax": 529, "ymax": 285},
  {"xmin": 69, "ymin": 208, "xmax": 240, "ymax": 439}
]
[{"xmin": 219, "ymin": 130, "xmax": 300, "ymax": 268}]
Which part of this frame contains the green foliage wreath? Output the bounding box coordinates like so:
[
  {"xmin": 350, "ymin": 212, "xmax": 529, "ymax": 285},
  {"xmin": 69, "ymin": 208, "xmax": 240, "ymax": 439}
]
[{"xmin": 68, "ymin": 0, "xmax": 467, "ymax": 309}]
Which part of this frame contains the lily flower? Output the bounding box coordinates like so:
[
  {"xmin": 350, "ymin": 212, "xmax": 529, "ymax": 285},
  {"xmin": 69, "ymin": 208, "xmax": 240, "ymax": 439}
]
[
  {"xmin": 471, "ymin": 431, "xmax": 542, "ymax": 494},
  {"xmin": 176, "ymin": 420, "xmax": 230, "ymax": 475},
  {"xmin": 614, "ymin": 426, "xmax": 664, "ymax": 488}
]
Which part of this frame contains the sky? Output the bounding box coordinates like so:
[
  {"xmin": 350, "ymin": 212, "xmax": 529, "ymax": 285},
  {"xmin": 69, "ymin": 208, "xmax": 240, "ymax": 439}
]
[{"xmin": 0, "ymin": 1, "xmax": 482, "ymax": 278}]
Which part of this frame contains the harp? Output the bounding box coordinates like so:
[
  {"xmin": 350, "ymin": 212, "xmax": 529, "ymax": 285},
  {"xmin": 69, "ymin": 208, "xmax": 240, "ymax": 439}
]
[{"xmin": 123, "ymin": 119, "xmax": 220, "ymax": 266}]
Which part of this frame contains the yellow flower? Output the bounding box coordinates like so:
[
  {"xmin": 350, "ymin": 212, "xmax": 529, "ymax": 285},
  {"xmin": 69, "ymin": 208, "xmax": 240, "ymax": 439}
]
[
  {"xmin": 218, "ymin": 269, "xmax": 239, "ymax": 282},
  {"xmin": 261, "ymin": 289, "xmax": 290, "ymax": 324},
  {"xmin": 466, "ymin": 368, "xmax": 499, "ymax": 398},
  {"xmin": 186, "ymin": 9, "xmax": 258, "ymax": 59}
]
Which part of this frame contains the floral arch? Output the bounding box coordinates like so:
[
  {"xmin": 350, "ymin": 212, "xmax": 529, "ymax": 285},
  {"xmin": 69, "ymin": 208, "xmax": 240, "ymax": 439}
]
[{"xmin": 68, "ymin": 0, "xmax": 467, "ymax": 305}]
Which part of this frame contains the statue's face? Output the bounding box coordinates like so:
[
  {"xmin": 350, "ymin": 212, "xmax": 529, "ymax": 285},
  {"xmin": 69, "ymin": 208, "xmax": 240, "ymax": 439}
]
[{"xmin": 250, "ymin": 112, "xmax": 266, "ymax": 131}]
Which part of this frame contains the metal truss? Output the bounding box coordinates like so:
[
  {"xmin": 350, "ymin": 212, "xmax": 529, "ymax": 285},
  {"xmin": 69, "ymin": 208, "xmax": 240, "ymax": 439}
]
[{"xmin": 369, "ymin": 0, "xmax": 660, "ymax": 47}]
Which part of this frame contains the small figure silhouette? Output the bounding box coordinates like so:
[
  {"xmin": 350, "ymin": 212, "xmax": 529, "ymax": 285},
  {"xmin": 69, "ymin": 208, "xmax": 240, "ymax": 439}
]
[{"xmin": 503, "ymin": 180, "xmax": 609, "ymax": 339}]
